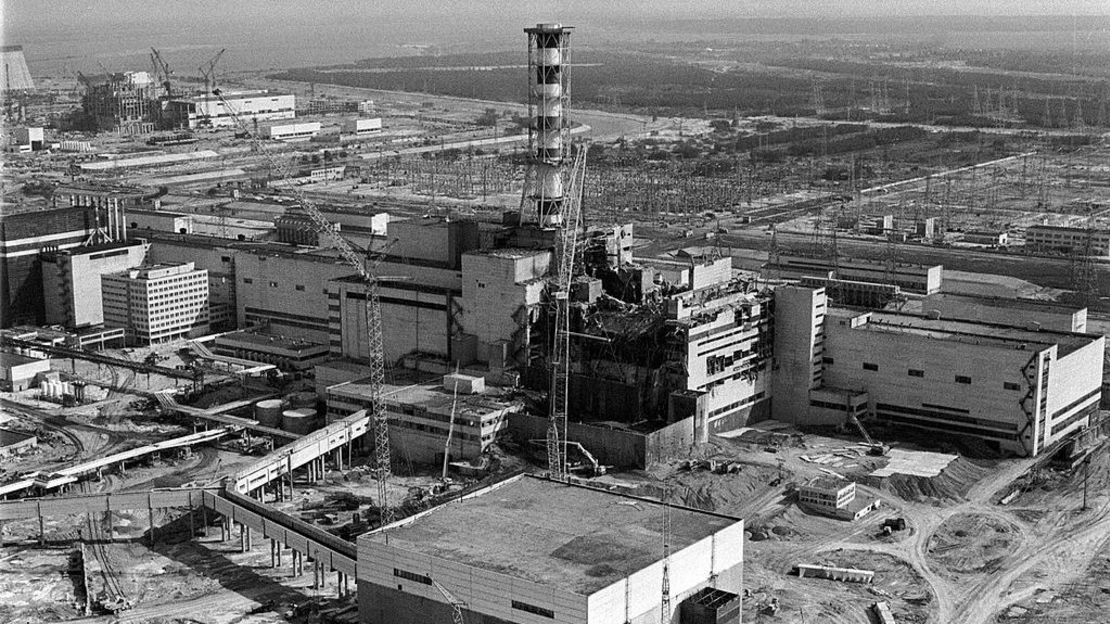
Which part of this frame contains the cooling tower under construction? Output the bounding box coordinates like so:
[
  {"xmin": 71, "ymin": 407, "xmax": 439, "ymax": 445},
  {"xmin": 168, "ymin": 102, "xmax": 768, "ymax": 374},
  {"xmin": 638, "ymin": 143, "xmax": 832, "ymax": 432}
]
[
  {"xmin": 0, "ymin": 45, "xmax": 35, "ymax": 91},
  {"xmin": 524, "ymin": 23, "xmax": 572, "ymax": 228}
]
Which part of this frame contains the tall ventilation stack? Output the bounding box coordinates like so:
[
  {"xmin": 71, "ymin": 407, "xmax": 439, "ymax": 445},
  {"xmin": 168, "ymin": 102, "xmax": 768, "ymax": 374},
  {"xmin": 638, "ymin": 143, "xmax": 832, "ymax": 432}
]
[{"xmin": 524, "ymin": 23, "xmax": 572, "ymax": 227}]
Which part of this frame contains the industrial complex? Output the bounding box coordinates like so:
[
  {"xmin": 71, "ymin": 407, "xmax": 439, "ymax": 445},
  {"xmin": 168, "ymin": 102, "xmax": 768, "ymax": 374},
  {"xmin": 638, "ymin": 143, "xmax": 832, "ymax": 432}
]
[{"xmin": 4, "ymin": 11, "xmax": 1110, "ymax": 624}]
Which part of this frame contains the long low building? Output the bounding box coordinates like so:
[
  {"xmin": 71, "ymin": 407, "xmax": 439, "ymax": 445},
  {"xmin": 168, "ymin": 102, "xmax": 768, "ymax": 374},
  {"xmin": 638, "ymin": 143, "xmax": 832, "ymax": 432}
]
[
  {"xmin": 358, "ymin": 474, "xmax": 744, "ymax": 624},
  {"xmin": 1025, "ymin": 224, "xmax": 1110, "ymax": 257},
  {"xmin": 767, "ymin": 254, "xmax": 943, "ymax": 294}
]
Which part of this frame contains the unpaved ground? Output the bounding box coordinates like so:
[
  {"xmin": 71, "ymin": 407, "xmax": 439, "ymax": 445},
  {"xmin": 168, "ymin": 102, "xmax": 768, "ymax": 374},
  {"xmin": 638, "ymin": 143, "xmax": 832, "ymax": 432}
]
[
  {"xmin": 0, "ymin": 546, "xmax": 81, "ymax": 624},
  {"xmin": 927, "ymin": 512, "xmax": 1022, "ymax": 577}
]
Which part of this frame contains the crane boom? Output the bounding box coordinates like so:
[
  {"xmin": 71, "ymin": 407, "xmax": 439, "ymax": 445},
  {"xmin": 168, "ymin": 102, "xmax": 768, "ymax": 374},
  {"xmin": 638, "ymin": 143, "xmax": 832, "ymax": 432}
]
[
  {"xmin": 432, "ymin": 579, "xmax": 467, "ymax": 624},
  {"xmin": 210, "ymin": 88, "xmax": 395, "ymax": 527},
  {"xmin": 546, "ymin": 144, "xmax": 588, "ymax": 479}
]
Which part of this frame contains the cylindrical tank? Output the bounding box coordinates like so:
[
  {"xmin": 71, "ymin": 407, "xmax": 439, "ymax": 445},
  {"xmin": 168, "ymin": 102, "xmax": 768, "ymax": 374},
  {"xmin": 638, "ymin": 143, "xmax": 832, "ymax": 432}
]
[
  {"xmin": 255, "ymin": 399, "xmax": 285, "ymax": 428},
  {"xmin": 282, "ymin": 408, "xmax": 316, "ymax": 435},
  {"xmin": 287, "ymin": 392, "xmax": 316, "ymax": 409}
]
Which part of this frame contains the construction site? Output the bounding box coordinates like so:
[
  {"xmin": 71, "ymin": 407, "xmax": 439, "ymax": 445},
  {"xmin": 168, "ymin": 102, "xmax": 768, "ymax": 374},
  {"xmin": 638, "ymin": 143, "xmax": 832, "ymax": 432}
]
[{"xmin": 6, "ymin": 9, "xmax": 1110, "ymax": 624}]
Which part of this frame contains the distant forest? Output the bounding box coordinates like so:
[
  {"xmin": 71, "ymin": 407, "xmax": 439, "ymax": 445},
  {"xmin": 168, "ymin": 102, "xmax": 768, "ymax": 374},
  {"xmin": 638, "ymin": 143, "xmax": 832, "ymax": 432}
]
[{"xmin": 272, "ymin": 48, "xmax": 1110, "ymax": 127}]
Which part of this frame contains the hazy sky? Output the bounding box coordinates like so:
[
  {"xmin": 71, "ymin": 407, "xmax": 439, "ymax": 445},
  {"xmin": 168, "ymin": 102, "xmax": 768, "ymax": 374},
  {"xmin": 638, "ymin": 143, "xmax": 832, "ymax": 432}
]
[{"xmin": 5, "ymin": 1, "xmax": 1109, "ymax": 75}]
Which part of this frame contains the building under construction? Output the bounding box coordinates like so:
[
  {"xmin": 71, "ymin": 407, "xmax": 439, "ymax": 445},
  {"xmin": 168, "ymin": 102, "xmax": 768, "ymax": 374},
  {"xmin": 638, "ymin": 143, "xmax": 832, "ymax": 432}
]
[{"xmin": 79, "ymin": 71, "xmax": 156, "ymax": 135}]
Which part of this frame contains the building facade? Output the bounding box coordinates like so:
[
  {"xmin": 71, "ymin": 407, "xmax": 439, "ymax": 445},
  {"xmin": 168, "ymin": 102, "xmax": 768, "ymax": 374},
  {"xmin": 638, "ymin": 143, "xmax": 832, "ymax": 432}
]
[
  {"xmin": 41, "ymin": 240, "xmax": 148, "ymax": 329},
  {"xmin": 168, "ymin": 91, "xmax": 295, "ymax": 129},
  {"xmin": 1025, "ymin": 225, "xmax": 1110, "ymax": 257},
  {"xmin": 357, "ymin": 474, "xmax": 744, "ymax": 624},
  {"xmin": 102, "ymin": 262, "xmax": 210, "ymax": 344}
]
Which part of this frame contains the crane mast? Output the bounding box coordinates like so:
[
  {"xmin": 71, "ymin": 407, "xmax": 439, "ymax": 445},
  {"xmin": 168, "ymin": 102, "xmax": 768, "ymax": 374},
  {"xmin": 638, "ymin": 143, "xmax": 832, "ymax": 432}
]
[
  {"xmin": 547, "ymin": 144, "xmax": 588, "ymax": 479},
  {"xmin": 210, "ymin": 88, "xmax": 395, "ymax": 527}
]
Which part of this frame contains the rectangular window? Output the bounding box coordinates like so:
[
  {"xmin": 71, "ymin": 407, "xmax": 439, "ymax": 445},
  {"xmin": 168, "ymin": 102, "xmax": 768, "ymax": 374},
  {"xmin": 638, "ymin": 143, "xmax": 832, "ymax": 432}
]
[
  {"xmin": 955, "ymin": 375, "xmax": 972, "ymax": 384},
  {"xmin": 908, "ymin": 369, "xmax": 924, "ymax": 378},
  {"xmin": 863, "ymin": 362, "xmax": 878, "ymax": 371},
  {"xmin": 393, "ymin": 568, "xmax": 432, "ymax": 585},
  {"xmin": 822, "ymin": 357, "xmax": 834, "ymax": 364},
  {"xmin": 511, "ymin": 601, "xmax": 555, "ymax": 619},
  {"xmin": 243, "ymin": 278, "xmax": 253, "ymax": 284},
  {"xmin": 295, "ymin": 284, "xmax": 305, "ymax": 291},
  {"xmin": 1003, "ymin": 382, "xmax": 1020, "ymax": 391}
]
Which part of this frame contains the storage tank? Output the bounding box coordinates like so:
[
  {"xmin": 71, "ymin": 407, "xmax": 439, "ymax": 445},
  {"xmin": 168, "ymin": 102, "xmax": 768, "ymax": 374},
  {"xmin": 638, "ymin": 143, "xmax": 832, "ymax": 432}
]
[
  {"xmin": 254, "ymin": 399, "xmax": 285, "ymax": 428},
  {"xmin": 282, "ymin": 408, "xmax": 317, "ymax": 435},
  {"xmin": 287, "ymin": 391, "xmax": 317, "ymax": 409}
]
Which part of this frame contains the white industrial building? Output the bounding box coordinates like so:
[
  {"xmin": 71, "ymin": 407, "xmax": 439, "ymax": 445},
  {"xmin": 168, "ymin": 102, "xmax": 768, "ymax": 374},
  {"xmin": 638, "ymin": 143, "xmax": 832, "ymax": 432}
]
[
  {"xmin": 168, "ymin": 90, "xmax": 295, "ymax": 129},
  {"xmin": 262, "ymin": 122, "xmax": 321, "ymax": 142},
  {"xmin": 41, "ymin": 240, "xmax": 148, "ymax": 329},
  {"xmin": 358, "ymin": 474, "xmax": 744, "ymax": 624},
  {"xmin": 102, "ymin": 262, "xmax": 210, "ymax": 344},
  {"xmin": 766, "ymin": 254, "xmax": 943, "ymax": 294},
  {"xmin": 342, "ymin": 117, "xmax": 382, "ymax": 137},
  {"xmin": 772, "ymin": 285, "xmax": 1105, "ymax": 456}
]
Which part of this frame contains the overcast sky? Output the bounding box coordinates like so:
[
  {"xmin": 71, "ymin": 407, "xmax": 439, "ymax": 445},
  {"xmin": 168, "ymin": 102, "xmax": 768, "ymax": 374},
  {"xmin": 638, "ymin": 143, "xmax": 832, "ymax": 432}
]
[{"xmin": 6, "ymin": 0, "xmax": 1109, "ymax": 74}]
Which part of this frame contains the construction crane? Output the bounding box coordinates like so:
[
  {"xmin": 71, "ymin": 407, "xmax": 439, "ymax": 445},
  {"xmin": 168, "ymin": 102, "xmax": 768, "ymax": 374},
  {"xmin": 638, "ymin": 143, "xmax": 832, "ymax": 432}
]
[
  {"xmin": 149, "ymin": 48, "xmax": 173, "ymax": 98},
  {"xmin": 432, "ymin": 579, "xmax": 466, "ymax": 624},
  {"xmin": 441, "ymin": 366, "xmax": 461, "ymax": 481},
  {"xmin": 210, "ymin": 88, "xmax": 396, "ymax": 527},
  {"xmin": 661, "ymin": 490, "xmax": 672, "ymax": 622},
  {"xmin": 546, "ymin": 144, "xmax": 589, "ymax": 480},
  {"xmin": 199, "ymin": 48, "xmax": 226, "ymax": 95}
]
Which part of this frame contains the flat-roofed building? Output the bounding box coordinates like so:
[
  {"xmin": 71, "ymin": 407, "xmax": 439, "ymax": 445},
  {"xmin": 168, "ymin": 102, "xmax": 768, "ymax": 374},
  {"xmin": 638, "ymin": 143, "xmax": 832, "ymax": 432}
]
[
  {"xmin": 820, "ymin": 307, "xmax": 1104, "ymax": 456},
  {"xmin": 167, "ymin": 90, "xmax": 295, "ymax": 129},
  {"xmin": 326, "ymin": 371, "xmax": 519, "ymax": 463},
  {"xmin": 102, "ymin": 262, "xmax": 209, "ymax": 344},
  {"xmin": 921, "ymin": 293, "xmax": 1086, "ymax": 333},
  {"xmin": 262, "ymin": 122, "xmax": 321, "ymax": 142},
  {"xmin": 1026, "ymin": 225, "xmax": 1110, "ymax": 257},
  {"xmin": 41, "ymin": 240, "xmax": 148, "ymax": 329},
  {"xmin": 357, "ymin": 474, "xmax": 744, "ymax": 624},
  {"xmin": 766, "ymin": 254, "xmax": 942, "ymax": 294},
  {"xmin": 1, "ymin": 350, "xmax": 51, "ymax": 391},
  {"xmin": 342, "ymin": 117, "xmax": 382, "ymax": 137},
  {"xmin": 212, "ymin": 331, "xmax": 329, "ymax": 371}
]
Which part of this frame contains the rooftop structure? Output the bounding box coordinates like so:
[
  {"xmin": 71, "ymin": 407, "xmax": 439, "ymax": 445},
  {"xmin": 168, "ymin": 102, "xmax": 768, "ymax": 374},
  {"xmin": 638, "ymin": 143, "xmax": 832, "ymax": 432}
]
[
  {"xmin": 213, "ymin": 331, "xmax": 330, "ymax": 371},
  {"xmin": 921, "ymin": 292, "xmax": 1087, "ymax": 333},
  {"xmin": 358, "ymin": 474, "xmax": 743, "ymax": 624},
  {"xmin": 1025, "ymin": 224, "xmax": 1110, "ymax": 257}
]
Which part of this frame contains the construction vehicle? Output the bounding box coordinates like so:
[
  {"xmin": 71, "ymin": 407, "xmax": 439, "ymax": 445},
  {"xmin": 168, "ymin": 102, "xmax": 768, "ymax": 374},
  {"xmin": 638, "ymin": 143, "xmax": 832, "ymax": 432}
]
[
  {"xmin": 848, "ymin": 411, "xmax": 889, "ymax": 456},
  {"xmin": 546, "ymin": 145, "xmax": 589, "ymax": 479},
  {"xmin": 210, "ymin": 87, "xmax": 396, "ymax": 527}
]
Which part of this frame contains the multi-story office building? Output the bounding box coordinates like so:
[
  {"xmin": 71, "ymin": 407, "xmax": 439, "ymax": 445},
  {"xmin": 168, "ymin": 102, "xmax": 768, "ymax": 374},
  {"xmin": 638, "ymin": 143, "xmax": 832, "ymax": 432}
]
[{"xmin": 102, "ymin": 262, "xmax": 210, "ymax": 344}]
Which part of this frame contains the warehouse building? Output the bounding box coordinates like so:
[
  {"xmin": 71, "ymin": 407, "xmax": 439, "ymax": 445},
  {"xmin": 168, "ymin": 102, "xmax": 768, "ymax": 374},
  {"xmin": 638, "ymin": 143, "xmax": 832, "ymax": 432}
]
[
  {"xmin": 358, "ymin": 474, "xmax": 744, "ymax": 624},
  {"xmin": 766, "ymin": 254, "xmax": 943, "ymax": 294},
  {"xmin": 102, "ymin": 262, "xmax": 210, "ymax": 344},
  {"xmin": 1025, "ymin": 225, "xmax": 1110, "ymax": 257},
  {"xmin": 262, "ymin": 122, "xmax": 321, "ymax": 142},
  {"xmin": 342, "ymin": 117, "xmax": 382, "ymax": 137},
  {"xmin": 166, "ymin": 90, "xmax": 295, "ymax": 129}
]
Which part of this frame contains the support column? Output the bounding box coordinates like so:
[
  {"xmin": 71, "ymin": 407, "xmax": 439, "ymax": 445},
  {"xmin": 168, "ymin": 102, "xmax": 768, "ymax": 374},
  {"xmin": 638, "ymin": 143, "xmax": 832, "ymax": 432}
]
[
  {"xmin": 245, "ymin": 526, "xmax": 252, "ymax": 551},
  {"xmin": 336, "ymin": 571, "xmax": 342, "ymax": 597},
  {"xmin": 276, "ymin": 542, "xmax": 283, "ymax": 566},
  {"xmin": 38, "ymin": 514, "xmax": 45, "ymax": 545},
  {"xmin": 188, "ymin": 504, "xmax": 194, "ymax": 539},
  {"xmin": 270, "ymin": 540, "xmax": 276, "ymax": 568},
  {"xmin": 148, "ymin": 502, "xmax": 155, "ymax": 547},
  {"xmin": 239, "ymin": 524, "xmax": 245, "ymax": 552}
]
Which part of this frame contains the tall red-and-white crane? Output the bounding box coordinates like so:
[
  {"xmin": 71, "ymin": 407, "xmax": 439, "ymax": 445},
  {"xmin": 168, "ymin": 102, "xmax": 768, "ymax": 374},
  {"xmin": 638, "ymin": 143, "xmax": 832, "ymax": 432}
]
[{"xmin": 211, "ymin": 88, "xmax": 395, "ymax": 527}]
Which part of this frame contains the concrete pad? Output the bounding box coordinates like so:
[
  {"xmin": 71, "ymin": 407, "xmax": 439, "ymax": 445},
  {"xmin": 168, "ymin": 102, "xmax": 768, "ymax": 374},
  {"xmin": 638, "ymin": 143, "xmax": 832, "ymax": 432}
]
[{"xmin": 869, "ymin": 448, "xmax": 958, "ymax": 478}]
